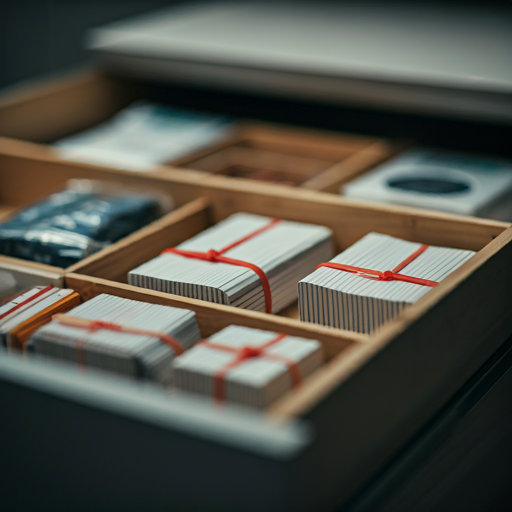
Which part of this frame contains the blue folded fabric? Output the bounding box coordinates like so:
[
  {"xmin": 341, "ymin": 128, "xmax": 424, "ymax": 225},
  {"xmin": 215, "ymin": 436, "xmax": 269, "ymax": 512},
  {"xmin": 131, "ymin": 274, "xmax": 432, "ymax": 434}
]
[{"xmin": 0, "ymin": 189, "xmax": 161, "ymax": 267}]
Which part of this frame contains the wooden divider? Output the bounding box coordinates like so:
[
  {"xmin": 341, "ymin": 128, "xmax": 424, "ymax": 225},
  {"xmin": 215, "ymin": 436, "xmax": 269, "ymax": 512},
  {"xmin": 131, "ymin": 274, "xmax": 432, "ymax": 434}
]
[
  {"xmin": 66, "ymin": 197, "xmax": 212, "ymax": 282},
  {"xmin": 197, "ymin": 176, "xmax": 509, "ymax": 252}
]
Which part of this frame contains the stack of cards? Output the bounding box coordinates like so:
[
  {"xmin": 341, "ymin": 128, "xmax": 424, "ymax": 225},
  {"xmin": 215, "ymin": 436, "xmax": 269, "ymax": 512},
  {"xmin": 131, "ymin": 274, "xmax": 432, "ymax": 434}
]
[
  {"xmin": 54, "ymin": 102, "xmax": 235, "ymax": 172},
  {"xmin": 128, "ymin": 213, "xmax": 333, "ymax": 313},
  {"xmin": 299, "ymin": 232, "xmax": 475, "ymax": 333},
  {"xmin": 30, "ymin": 294, "xmax": 201, "ymax": 384},
  {"xmin": 0, "ymin": 286, "xmax": 81, "ymax": 351},
  {"xmin": 173, "ymin": 325, "xmax": 323, "ymax": 409},
  {"xmin": 342, "ymin": 148, "xmax": 512, "ymax": 217}
]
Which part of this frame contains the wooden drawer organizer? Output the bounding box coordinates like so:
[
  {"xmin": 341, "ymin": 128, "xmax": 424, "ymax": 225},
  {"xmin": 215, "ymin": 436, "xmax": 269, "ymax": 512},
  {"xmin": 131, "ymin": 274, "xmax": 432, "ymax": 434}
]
[
  {"xmin": 2, "ymin": 155, "xmax": 512, "ymax": 509},
  {"xmin": 0, "ymin": 69, "xmax": 396, "ymax": 194},
  {"xmin": 2, "ymin": 70, "xmax": 512, "ymax": 511}
]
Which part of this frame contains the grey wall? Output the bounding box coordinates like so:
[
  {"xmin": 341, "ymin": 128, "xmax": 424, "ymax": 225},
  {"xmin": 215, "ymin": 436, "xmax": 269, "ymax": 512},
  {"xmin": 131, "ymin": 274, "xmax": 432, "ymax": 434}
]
[{"xmin": 0, "ymin": 1, "xmax": 177, "ymax": 88}]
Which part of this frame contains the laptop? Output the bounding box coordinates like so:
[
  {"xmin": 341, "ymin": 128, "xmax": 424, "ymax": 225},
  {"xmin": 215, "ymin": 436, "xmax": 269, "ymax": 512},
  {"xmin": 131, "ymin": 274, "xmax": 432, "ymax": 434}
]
[{"xmin": 87, "ymin": 1, "xmax": 512, "ymax": 123}]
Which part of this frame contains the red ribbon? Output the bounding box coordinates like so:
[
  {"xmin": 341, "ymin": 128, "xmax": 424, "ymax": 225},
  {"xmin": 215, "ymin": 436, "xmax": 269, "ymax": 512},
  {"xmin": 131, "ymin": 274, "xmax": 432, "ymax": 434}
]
[
  {"xmin": 0, "ymin": 285, "xmax": 54, "ymax": 321},
  {"xmin": 316, "ymin": 244, "xmax": 438, "ymax": 287},
  {"xmin": 199, "ymin": 333, "xmax": 301, "ymax": 402},
  {"xmin": 162, "ymin": 218, "xmax": 282, "ymax": 314},
  {"xmin": 52, "ymin": 314, "xmax": 185, "ymax": 367}
]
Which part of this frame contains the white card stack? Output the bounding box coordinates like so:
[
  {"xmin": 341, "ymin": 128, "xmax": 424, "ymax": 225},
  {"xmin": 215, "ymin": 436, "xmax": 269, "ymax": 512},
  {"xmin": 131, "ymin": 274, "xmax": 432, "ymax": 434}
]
[
  {"xmin": 30, "ymin": 294, "xmax": 201, "ymax": 384},
  {"xmin": 299, "ymin": 232, "xmax": 475, "ymax": 334},
  {"xmin": 0, "ymin": 287, "xmax": 77, "ymax": 349},
  {"xmin": 173, "ymin": 325, "xmax": 323, "ymax": 409},
  {"xmin": 54, "ymin": 102, "xmax": 235, "ymax": 172},
  {"xmin": 128, "ymin": 213, "xmax": 333, "ymax": 313}
]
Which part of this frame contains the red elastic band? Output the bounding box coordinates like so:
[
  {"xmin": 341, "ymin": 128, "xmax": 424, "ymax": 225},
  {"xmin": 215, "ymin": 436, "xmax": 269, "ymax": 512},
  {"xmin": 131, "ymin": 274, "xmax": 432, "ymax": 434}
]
[
  {"xmin": 52, "ymin": 314, "xmax": 185, "ymax": 355},
  {"xmin": 199, "ymin": 333, "xmax": 301, "ymax": 402},
  {"xmin": 316, "ymin": 244, "xmax": 438, "ymax": 288},
  {"xmin": 0, "ymin": 285, "xmax": 54, "ymax": 321},
  {"xmin": 162, "ymin": 218, "xmax": 282, "ymax": 314}
]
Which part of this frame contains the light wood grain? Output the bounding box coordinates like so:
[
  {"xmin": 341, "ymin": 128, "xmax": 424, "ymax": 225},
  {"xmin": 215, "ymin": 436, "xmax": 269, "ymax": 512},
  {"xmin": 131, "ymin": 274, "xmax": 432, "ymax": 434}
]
[
  {"xmin": 4, "ymin": 140, "xmax": 505, "ymax": 255},
  {"xmin": 0, "ymin": 254, "xmax": 63, "ymax": 276},
  {"xmin": 185, "ymin": 146, "xmax": 335, "ymax": 179},
  {"xmin": 197, "ymin": 174, "xmax": 509, "ymax": 252},
  {"xmin": 2, "ymin": 65, "xmax": 512, "ymax": 431},
  {"xmin": 302, "ymin": 141, "xmax": 400, "ymax": 192},
  {"xmin": 261, "ymin": 225, "xmax": 512, "ymax": 510},
  {"xmin": 0, "ymin": 139, "xmax": 204, "ymax": 208},
  {"xmin": 68, "ymin": 197, "xmax": 212, "ymax": 281},
  {"xmin": 177, "ymin": 119, "xmax": 390, "ymax": 191},
  {"xmin": 2, "ymin": 141, "xmax": 508, "ymax": 288},
  {"xmin": 0, "ymin": 69, "xmax": 140, "ymax": 143},
  {"xmin": 237, "ymin": 120, "xmax": 379, "ymax": 159}
]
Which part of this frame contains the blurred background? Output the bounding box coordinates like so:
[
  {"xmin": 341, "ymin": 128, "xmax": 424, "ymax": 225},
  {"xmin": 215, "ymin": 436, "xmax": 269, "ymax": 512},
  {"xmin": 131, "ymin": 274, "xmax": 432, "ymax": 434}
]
[
  {"xmin": 0, "ymin": 0, "xmax": 174, "ymax": 88},
  {"xmin": 1, "ymin": 0, "xmax": 511, "ymax": 158}
]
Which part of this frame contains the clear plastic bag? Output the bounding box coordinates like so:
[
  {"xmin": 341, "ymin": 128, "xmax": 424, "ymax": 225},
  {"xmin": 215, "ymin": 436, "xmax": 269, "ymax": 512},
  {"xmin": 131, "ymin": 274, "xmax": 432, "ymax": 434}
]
[{"xmin": 0, "ymin": 180, "xmax": 174, "ymax": 267}]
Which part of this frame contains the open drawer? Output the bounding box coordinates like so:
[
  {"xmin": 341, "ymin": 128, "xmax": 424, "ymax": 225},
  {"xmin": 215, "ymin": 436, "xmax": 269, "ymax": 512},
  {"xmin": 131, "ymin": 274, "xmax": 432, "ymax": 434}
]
[{"xmin": 2, "ymin": 74, "xmax": 512, "ymax": 511}]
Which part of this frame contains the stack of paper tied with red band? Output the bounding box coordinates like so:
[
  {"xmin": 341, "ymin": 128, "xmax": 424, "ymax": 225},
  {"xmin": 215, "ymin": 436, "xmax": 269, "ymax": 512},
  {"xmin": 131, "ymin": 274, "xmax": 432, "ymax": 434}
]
[
  {"xmin": 128, "ymin": 213, "xmax": 333, "ymax": 314},
  {"xmin": 298, "ymin": 232, "xmax": 475, "ymax": 334},
  {"xmin": 0, "ymin": 285, "xmax": 80, "ymax": 351},
  {"xmin": 173, "ymin": 325, "xmax": 323, "ymax": 409},
  {"xmin": 29, "ymin": 294, "xmax": 201, "ymax": 384}
]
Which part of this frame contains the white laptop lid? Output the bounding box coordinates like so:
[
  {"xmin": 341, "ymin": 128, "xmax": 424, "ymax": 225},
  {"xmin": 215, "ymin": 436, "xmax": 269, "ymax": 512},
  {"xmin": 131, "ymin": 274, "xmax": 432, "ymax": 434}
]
[{"xmin": 87, "ymin": 1, "xmax": 512, "ymax": 122}]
